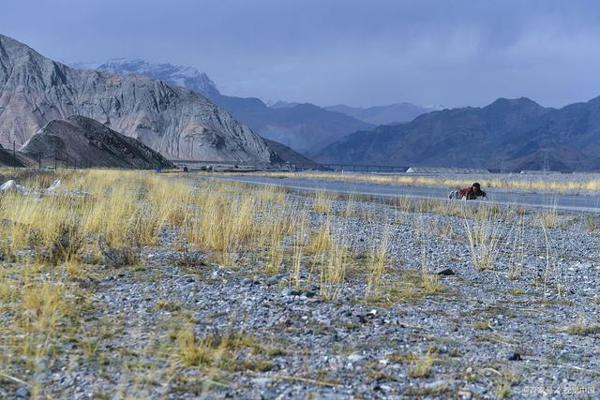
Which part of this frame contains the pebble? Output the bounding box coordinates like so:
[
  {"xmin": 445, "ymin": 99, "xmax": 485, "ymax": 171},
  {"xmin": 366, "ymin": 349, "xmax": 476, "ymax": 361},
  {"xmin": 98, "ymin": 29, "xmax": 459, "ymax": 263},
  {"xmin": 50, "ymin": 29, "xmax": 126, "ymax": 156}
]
[
  {"xmin": 16, "ymin": 387, "xmax": 30, "ymax": 399},
  {"xmin": 508, "ymin": 352, "xmax": 523, "ymax": 361},
  {"xmin": 437, "ymin": 268, "xmax": 456, "ymax": 276}
]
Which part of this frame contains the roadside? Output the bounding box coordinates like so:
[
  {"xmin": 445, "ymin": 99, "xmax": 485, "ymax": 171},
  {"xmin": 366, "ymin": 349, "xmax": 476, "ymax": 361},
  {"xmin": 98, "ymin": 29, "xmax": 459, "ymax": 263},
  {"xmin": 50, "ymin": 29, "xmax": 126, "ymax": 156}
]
[
  {"xmin": 215, "ymin": 175, "xmax": 600, "ymax": 213},
  {"xmin": 219, "ymin": 171, "xmax": 600, "ymax": 195}
]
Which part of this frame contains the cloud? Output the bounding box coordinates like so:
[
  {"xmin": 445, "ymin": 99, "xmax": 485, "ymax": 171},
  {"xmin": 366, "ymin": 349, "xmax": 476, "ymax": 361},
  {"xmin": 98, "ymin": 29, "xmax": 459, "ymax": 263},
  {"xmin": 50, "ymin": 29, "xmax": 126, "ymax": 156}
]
[{"xmin": 2, "ymin": 0, "xmax": 600, "ymax": 107}]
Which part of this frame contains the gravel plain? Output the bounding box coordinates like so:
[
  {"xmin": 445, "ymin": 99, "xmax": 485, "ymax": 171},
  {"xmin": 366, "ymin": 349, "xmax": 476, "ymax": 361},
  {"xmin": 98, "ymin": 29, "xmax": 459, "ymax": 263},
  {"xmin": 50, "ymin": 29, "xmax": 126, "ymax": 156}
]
[{"xmin": 1, "ymin": 181, "xmax": 599, "ymax": 399}]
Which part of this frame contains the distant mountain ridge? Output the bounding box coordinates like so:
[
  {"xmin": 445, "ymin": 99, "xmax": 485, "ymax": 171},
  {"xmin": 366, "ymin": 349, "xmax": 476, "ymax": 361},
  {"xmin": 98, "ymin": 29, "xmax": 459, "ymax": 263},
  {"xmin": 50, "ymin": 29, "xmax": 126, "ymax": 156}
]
[
  {"xmin": 325, "ymin": 103, "xmax": 436, "ymax": 125},
  {"xmin": 0, "ymin": 34, "xmax": 278, "ymax": 163},
  {"xmin": 316, "ymin": 96, "xmax": 600, "ymax": 172},
  {"xmin": 86, "ymin": 58, "xmax": 372, "ymax": 156},
  {"xmin": 212, "ymin": 97, "xmax": 373, "ymax": 156}
]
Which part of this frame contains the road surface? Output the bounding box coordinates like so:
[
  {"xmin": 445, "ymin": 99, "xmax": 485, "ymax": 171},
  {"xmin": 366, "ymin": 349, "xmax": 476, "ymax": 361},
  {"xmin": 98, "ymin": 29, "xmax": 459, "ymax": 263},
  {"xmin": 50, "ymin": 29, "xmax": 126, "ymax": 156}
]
[{"xmin": 214, "ymin": 175, "xmax": 600, "ymax": 213}]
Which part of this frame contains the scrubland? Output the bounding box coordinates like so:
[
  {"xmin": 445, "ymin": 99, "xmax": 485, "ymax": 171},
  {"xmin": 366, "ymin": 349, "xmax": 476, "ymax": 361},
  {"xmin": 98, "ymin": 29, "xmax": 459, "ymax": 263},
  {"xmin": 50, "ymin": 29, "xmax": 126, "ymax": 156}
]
[{"xmin": 0, "ymin": 169, "xmax": 598, "ymax": 399}]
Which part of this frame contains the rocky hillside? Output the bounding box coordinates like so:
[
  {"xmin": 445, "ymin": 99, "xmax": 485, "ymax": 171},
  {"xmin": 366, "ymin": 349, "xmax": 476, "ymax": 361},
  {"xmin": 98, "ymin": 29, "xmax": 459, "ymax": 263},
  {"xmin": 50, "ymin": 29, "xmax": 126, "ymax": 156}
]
[
  {"xmin": 316, "ymin": 97, "xmax": 600, "ymax": 171},
  {"xmin": 77, "ymin": 58, "xmax": 221, "ymax": 100},
  {"xmin": 262, "ymin": 139, "xmax": 320, "ymax": 169},
  {"xmin": 0, "ymin": 34, "xmax": 278, "ymax": 163},
  {"xmin": 325, "ymin": 103, "xmax": 435, "ymax": 125},
  {"xmin": 89, "ymin": 58, "xmax": 371, "ymax": 156},
  {"xmin": 20, "ymin": 116, "xmax": 174, "ymax": 169}
]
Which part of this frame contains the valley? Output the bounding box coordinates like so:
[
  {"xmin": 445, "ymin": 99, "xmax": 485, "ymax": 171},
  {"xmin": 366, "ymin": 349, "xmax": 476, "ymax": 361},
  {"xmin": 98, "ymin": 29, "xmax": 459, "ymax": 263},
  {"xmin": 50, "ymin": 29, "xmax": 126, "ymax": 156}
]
[{"xmin": 2, "ymin": 4, "xmax": 600, "ymax": 398}]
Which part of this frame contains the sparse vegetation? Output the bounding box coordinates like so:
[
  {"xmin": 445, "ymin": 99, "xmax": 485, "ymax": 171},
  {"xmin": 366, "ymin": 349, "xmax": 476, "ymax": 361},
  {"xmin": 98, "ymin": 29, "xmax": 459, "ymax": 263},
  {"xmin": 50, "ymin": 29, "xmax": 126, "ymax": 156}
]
[
  {"xmin": 565, "ymin": 317, "xmax": 600, "ymax": 336},
  {"xmin": 365, "ymin": 228, "xmax": 390, "ymax": 300},
  {"xmin": 0, "ymin": 168, "xmax": 596, "ymax": 398},
  {"xmin": 408, "ymin": 350, "xmax": 438, "ymax": 378},
  {"xmin": 463, "ymin": 204, "xmax": 504, "ymax": 271},
  {"xmin": 313, "ymin": 190, "xmax": 333, "ymax": 214},
  {"xmin": 584, "ymin": 215, "xmax": 598, "ymax": 232}
]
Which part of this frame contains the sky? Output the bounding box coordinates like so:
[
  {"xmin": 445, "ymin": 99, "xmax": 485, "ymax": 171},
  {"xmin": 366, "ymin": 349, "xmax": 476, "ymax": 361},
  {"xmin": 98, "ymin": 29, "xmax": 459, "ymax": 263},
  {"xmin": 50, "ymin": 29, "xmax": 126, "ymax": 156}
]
[{"xmin": 2, "ymin": 0, "xmax": 600, "ymax": 108}]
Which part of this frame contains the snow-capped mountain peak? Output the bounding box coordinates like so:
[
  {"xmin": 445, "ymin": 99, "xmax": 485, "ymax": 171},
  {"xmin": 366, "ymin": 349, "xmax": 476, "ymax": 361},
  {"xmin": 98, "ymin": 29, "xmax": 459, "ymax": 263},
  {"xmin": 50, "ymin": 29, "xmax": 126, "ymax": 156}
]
[{"xmin": 71, "ymin": 58, "xmax": 220, "ymax": 98}]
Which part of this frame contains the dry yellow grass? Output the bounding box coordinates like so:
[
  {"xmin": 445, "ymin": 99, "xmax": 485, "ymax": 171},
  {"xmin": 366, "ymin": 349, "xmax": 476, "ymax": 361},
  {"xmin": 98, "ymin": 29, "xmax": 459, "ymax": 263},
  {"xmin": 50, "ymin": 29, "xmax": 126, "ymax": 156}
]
[
  {"xmin": 0, "ymin": 168, "xmax": 478, "ymax": 397},
  {"xmin": 0, "ymin": 170, "xmax": 193, "ymax": 392},
  {"xmin": 408, "ymin": 352, "xmax": 437, "ymax": 378},
  {"xmin": 187, "ymin": 190, "xmax": 257, "ymax": 265},
  {"xmin": 365, "ymin": 229, "xmax": 390, "ymax": 300},
  {"xmin": 507, "ymin": 214, "xmax": 526, "ymax": 280},
  {"xmin": 313, "ymin": 190, "xmax": 333, "ymax": 214},
  {"xmin": 319, "ymin": 237, "xmax": 349, "ymax": 301},
  {"xmin": 463, "ymin": 205, "xmax": 504, "ymax": 271},
  {"xmin": 290, "ymin": 212, "xmax": 309, "ymax": 289}
]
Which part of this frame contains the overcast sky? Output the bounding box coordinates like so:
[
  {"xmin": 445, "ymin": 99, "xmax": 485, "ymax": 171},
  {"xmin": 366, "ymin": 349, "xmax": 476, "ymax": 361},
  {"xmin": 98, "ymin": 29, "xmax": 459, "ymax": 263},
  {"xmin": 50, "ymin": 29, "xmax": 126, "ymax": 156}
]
[{"xmin": 2, "ymin": 0, "xmax": 600, "ymax": 108}]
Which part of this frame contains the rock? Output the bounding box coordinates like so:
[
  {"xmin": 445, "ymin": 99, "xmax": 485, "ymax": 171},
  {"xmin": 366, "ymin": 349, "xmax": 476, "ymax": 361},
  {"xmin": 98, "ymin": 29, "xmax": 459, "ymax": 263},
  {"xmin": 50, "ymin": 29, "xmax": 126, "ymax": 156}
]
[
  {"xmin": 422, "ymin": 380, "xmax": 454, "ymax": 392},
  {"xmin": 16, "ymin": 387, "xmax": 30, "ymax": 399},
  {"xmin": 46, "ymin": 179, "xmax": 61, "ymax": 192},
  {"xmin": 15, "ymin": 249, "xmax": 36, "ymax": 260},
  {"xmin": 437, "ymin": 268, "xmax": 456, "ymax": 276},
  {"xmin": 347, "ymin": 353, "xmax": 363, "ymax": 362},
  {"xmin": 374, "ymin": 384, "xmax": 391, "ymax": 392},
  {"xmin": 508, "ymin": 352, "xmax": 523, "ymax": 361},
  {"xmin": 0, "ymin": 180, "xmax": 28, "ymax": 194},
  {"xmin": 251, "ymin": 377, "xmax": 271, "ymax": 386},
  {"xmin": 266, "ymin": 275, "xmax": 282, "ymax": 286}
]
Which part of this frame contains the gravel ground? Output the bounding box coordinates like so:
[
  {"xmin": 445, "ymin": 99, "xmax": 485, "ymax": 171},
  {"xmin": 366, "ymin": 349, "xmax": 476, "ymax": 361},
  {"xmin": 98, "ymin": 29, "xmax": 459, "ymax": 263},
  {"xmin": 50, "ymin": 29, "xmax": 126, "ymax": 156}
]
[{"xmin": 2, "ymin": 191, "xmax": 599, "ymax": 399}]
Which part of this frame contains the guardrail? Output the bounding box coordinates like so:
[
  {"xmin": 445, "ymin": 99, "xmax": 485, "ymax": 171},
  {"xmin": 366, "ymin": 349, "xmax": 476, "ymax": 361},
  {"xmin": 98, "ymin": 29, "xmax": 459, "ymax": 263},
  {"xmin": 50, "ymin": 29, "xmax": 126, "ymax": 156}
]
[{"xmin": 169, "ymin": 159, "xmax": 410, "ymax": 172}]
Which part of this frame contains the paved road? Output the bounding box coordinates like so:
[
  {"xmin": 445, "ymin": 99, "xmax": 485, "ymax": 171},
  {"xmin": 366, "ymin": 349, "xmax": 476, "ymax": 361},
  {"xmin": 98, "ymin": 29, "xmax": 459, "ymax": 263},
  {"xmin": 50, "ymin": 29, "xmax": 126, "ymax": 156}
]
[{"xmin": 215, "ymin": 175, "xmax": 600, "ymax": 213}]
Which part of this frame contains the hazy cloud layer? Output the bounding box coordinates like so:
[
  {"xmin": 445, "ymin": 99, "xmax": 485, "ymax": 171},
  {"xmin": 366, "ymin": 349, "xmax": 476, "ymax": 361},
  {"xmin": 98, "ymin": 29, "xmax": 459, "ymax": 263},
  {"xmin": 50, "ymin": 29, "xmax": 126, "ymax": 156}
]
[{"xmin": 2, "ymin": 0, "xmax": 600, "ymax": 107}]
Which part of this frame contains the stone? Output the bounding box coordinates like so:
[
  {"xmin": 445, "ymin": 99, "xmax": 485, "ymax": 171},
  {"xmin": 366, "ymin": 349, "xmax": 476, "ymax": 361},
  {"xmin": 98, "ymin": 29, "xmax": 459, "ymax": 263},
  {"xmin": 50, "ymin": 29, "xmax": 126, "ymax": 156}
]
[
  {"xmin": 437, "ymin": 268, "xmax": 456, "ymax": 276},
  {"xmin": 508, "ymin": 352, "xmax": 523, "ymax": 361},
  {"xmin": 0, "ymin": 180, "xmax": 28, "ymax": 194},
  {"xmin": 16, "ymin": 387, "xmax": 30, "ymax": 399}
]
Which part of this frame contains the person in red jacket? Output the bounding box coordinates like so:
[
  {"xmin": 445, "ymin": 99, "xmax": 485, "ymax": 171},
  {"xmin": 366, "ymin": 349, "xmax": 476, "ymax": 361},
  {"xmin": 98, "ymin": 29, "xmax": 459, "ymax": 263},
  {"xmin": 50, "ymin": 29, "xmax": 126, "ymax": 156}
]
[{"xmin": 449, "ymin": 182, "xmax": 486, "ymax": 200}]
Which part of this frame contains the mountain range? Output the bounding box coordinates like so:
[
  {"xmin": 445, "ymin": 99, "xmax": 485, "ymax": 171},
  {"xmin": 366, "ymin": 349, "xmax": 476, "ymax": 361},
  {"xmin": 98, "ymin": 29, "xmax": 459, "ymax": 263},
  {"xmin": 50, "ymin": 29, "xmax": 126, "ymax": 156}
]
[
  {"xmin": 0, "ymin": 34, "xmax": 286, "ymax": 164},
  {"xmin": 84, "ymin": 59, "xmax": 376, "ymax": 155},
  {"xmin": 6, "ymin": 34, "xmax": 600, "ymax": 172},
  {"xmin": 324, "ymin": 103, "xmax": 436, "ymax": 126},
  {"xmin": 316, "ymin": 97, "xmax": 600, "ymax": 171}
]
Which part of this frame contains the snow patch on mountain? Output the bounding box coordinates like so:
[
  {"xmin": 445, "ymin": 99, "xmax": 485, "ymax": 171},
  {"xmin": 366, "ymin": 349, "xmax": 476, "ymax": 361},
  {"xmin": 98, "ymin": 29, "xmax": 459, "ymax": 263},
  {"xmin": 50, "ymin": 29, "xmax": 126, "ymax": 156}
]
[{"xmin": 72, "ymin": 58, "xmax": 221, "ymax": 98}]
